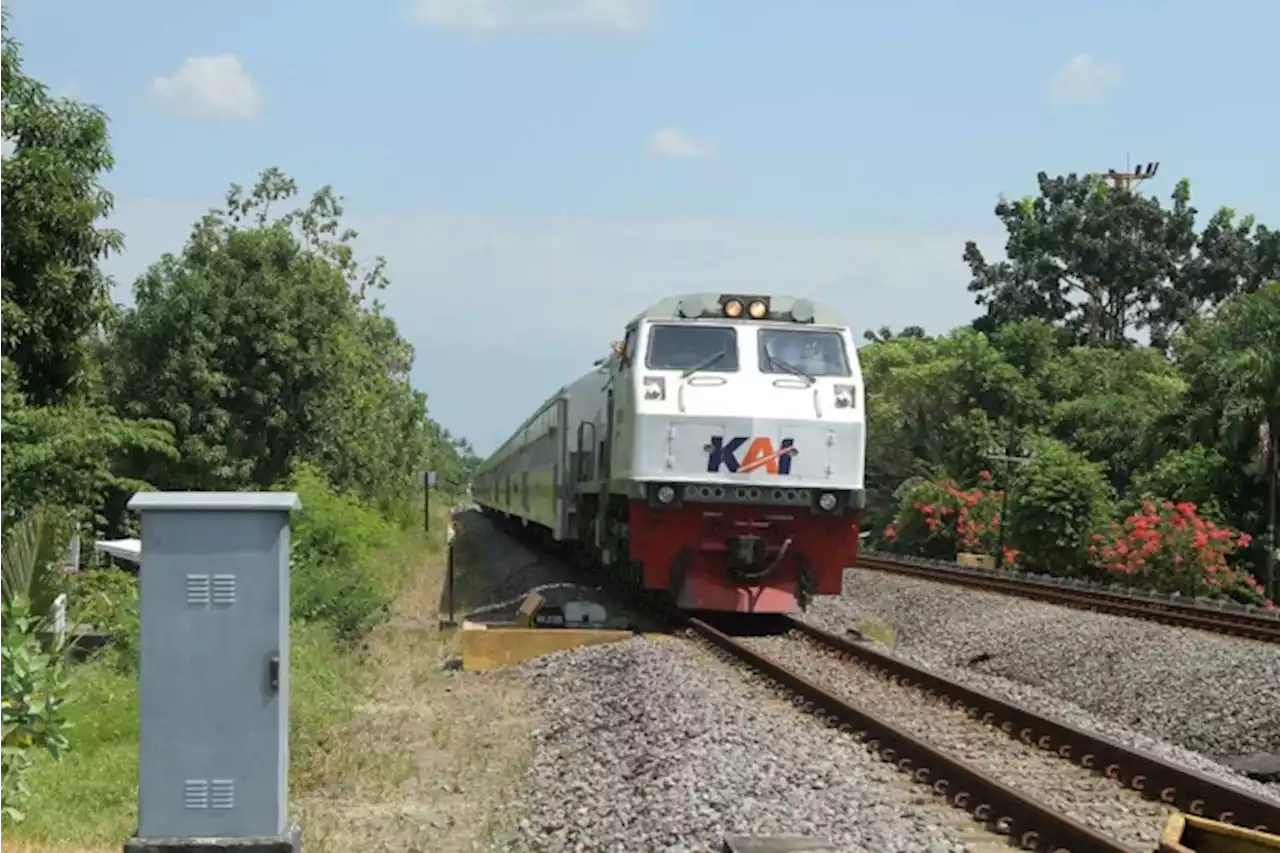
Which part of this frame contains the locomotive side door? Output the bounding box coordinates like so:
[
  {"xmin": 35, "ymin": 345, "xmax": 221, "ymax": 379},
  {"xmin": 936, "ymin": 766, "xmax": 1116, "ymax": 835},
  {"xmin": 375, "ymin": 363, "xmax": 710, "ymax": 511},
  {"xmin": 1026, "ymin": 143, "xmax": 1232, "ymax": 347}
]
[
  {"xmin": 609, "ymin": 325, "xmax": 639, "ymax": 482},
  {"xmin": 594, "ymin": 325, "xmax": 637, "ymax": 557}
]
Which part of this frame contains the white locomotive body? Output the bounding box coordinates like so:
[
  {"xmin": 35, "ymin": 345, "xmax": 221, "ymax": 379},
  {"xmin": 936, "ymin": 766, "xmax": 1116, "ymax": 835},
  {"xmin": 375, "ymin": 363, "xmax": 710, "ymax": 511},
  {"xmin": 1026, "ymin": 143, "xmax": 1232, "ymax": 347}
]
[{"xmin": 473, "ymin": 293, "xmax": 866, "ymax": 613}]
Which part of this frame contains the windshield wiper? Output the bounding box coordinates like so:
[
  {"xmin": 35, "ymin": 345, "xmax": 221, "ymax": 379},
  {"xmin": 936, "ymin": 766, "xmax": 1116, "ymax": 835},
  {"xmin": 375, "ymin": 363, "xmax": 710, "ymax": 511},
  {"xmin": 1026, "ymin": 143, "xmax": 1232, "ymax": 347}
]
[
  {"xmin": 764, "ymin": 347, "xmax": 814, "ymax": 383},
  {"xmin": 681, "ymin": 349, "xmax": 728, "ymax": 378}
]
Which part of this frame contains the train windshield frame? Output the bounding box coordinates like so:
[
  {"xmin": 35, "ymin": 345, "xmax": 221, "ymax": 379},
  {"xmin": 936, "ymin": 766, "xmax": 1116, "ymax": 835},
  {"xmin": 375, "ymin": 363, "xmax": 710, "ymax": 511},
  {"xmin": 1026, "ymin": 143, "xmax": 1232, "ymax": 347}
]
[
  {"xmin": 757, "ymin": 328, "xmax": 852, "ymax": 378},
  {"xmin": 644, "ymin": 324, "xmax": 740, "ymax": 372}
]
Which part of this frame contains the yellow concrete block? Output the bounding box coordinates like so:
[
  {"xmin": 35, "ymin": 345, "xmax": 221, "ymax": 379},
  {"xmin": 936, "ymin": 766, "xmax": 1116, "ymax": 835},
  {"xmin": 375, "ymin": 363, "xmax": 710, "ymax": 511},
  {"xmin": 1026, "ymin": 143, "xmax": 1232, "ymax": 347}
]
[
  {"xmin": 1159, "ymin": 813, "xmax": 1280, "ymax": 853},
  {"xmin": 956, "ymin": 552, "xmax": 997, "ymax": 570},
  {"xmin": 460, "ymin": 622, "xmax": 639, "ymax": 672}
]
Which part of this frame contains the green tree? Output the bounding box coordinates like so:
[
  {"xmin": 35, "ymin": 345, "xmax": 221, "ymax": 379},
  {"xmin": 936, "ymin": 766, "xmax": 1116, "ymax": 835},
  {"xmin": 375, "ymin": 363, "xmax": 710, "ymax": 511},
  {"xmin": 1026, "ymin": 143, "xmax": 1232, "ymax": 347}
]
[
  {"xmin": 1177, "ymin": 284, "xmax": 1280, "ymax": 595},
  {"xmin": 862, "ymin": 325, "xmax": 929, "ymax": 344},
  {"xmin": 1, "ymin": 16, "xmax": 123, "ymax": 405},
  {"xmin": 860, "ymin": 327, "xmax": 1046, "ymax": 537},
  {"xmin": 964, "ymin": 172, "xmax": 1277, "ymax": 349},
  {"xmin": 105, "ymin": 169, "xmax": 434, "ymax": 507},
  {"xmin": 2, "ymin": 358, "xmax": 175, "ymax": 534},
  {"xmin": 1130, "ymin": 445, "xmax": 1234, "ymax": 522},
  {"xmin": 1152, "ymin": 209, "xmax": 1280, "ymax": 344},
  {"xmin": 1041, "ymin": 346, "xmax": 1185, "ymax": 492}
]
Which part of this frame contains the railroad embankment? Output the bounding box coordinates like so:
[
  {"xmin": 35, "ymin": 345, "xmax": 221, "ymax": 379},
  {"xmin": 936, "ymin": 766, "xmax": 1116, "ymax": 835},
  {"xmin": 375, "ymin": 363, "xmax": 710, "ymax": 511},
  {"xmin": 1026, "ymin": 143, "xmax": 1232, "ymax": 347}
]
[{"xmin": 807, "ymin": 567, "xmax": 1280, "ymax": 772}]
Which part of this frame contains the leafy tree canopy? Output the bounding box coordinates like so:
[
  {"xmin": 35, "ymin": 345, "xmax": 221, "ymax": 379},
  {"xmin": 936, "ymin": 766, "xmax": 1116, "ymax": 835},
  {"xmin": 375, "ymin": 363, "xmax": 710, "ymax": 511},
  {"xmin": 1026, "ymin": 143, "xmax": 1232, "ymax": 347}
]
[
  {"xmin": 1, "ymin": 16, "xmax": 122, "ymax": 405},
  {"xmin": 106, "ymin": 169, "xmax": 439, "ymax": 509},
  {"xmin": 964, "ymin": 172, "xmax": 1279, "ymax": 350}
]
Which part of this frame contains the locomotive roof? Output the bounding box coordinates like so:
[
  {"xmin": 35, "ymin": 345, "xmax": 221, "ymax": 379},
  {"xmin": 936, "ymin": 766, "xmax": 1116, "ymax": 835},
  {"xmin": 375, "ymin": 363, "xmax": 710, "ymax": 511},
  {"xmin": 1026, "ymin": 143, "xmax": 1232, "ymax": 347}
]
[{"xmin": 628, "ymin": 292, "xmax": 846, "ymax": 326}]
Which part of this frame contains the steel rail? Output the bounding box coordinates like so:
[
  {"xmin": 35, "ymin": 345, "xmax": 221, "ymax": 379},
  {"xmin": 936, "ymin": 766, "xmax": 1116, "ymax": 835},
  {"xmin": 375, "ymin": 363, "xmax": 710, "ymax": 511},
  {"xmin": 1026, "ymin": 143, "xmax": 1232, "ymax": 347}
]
[
  {"xmin": 856, "ymin": 554, "xmax": 1280, "ymax": 644},
  {"xmin": 785, "ymin": 616, "xmax": 1280, "ymax": 836},
  {"xmin": 688, "ymin": 617, "xmax": 1132, "ymax": 853}
]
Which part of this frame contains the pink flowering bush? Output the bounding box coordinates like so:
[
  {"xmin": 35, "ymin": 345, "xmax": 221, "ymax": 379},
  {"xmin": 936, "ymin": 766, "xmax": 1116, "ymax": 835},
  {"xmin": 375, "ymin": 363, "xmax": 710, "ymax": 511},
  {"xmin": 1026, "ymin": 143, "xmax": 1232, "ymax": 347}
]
[
  {"xmin": 883, "ymin": 474, "xmax": 1015, "ymax": 564},
  {"xmin": 1092, "ymin": 500, "xmax": 1274, "ymax": 609}
]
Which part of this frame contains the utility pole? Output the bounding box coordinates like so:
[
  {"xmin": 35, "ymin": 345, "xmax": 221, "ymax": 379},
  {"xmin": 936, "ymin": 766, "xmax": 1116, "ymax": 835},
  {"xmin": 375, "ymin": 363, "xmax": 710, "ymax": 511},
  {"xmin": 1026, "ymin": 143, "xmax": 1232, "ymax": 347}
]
[{"xmin": 986, "ymin": 445, "xmax": 1033, "ymax": 571}]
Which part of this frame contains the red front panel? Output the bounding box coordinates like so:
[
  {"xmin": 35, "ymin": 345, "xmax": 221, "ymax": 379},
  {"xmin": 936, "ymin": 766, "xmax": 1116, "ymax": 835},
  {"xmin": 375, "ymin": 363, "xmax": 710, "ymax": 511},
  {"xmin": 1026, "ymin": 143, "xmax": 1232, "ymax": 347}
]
[{"xmin": 627, "ymin": 499, "xmax": 861, "ymax": 612}]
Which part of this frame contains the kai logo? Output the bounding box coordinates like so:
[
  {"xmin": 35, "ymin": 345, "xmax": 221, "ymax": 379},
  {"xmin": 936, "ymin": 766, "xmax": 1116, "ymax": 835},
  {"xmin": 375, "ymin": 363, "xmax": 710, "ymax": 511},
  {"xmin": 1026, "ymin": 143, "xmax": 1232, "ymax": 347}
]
[{"xmin": 706, "ymin": 436, "xmax": 798, "ymax": 475}]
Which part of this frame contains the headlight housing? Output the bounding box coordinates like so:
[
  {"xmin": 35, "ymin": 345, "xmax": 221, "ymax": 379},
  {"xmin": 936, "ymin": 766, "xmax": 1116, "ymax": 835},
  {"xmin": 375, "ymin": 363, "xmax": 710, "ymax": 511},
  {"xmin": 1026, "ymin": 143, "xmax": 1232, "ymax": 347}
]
[
  {"xmin": 644, "ymin": 376, "xmax": 666, "ymax": 401},
  {"xmin": 649, "ymin": 483, "xmax": 681, "ymax": 508},
  {"xmin": 817, "ymin": 492, "xmax": 838, "ymax": 511},
  {"xmin": 834, "ymin": 384, "xmax": 856, "ymax": 409}
]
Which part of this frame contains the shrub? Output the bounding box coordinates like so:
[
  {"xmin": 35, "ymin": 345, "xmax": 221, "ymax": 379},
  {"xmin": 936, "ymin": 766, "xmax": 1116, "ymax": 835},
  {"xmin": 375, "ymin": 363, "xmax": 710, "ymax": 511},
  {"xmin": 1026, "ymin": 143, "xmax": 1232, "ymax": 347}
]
[
  {"xmin": 281, "ymin": 463, "xmax": 397, "ymax": 642},
  {"xmin": 1006, "ymin": 438, "xmax": 1114, "ymax": 577},
  {"xmin": 64, "ymin": 568, "xmax": 141, "ymax": 672},
  {"xmin": 1, "ymin": 506, "xmax": 74, "ymax": 620},
  {"xmin": 2, "ymin": 598, "xmax": 73, "ymax": 825},
  {"xmin": 883, "ymin": 473, "xmax": 1010, "ymax": 562},
  {"xmin": 1093, "ymin": 500, "xmax": 1274, "ymax": 608},
  {"xmin": 1129, "ymin": 446, "xmax": 1232, "ymax": 522}
]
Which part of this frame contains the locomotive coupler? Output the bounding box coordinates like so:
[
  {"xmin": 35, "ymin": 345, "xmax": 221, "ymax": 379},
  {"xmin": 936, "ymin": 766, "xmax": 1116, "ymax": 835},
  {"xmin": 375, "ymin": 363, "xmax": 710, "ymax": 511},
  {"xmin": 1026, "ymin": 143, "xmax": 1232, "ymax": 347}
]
[{"xmin": 726, "ymin": 535, "xmax": 768, "ymax": 579}]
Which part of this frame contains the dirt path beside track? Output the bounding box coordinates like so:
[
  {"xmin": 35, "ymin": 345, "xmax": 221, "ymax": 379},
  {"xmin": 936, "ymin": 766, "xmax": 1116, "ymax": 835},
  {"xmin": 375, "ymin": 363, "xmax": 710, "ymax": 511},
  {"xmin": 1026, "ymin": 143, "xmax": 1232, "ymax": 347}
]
[{"xmin": 294, "ymin": 510, "xmax": 539, "ymax": 852}]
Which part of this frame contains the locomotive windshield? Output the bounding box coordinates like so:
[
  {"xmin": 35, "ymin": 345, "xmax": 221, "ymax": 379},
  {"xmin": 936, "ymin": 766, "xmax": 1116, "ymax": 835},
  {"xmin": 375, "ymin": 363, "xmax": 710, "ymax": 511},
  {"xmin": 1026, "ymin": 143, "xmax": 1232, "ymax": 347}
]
[
  {"xmin": 758, "ymin": 328, "xmax": 851, "ymax": 377},
  {"xmin": 645, "ymin": 324, "xmax": 739, "ymax": 372}
]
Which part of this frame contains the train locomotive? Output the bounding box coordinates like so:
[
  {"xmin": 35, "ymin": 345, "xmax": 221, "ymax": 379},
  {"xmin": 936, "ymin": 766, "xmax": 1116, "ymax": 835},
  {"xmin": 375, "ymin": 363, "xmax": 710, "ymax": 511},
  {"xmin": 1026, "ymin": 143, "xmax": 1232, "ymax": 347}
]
[{"xmin": 471, "ymin": 292, "xmax": 866, "ymax": 613}]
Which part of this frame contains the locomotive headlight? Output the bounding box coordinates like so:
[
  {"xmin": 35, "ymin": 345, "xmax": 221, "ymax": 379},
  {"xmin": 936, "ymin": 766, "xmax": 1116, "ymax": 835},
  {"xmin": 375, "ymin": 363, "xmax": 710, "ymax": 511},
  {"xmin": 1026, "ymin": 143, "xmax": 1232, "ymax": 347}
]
[
  {"xmin": 643, "ymin": 376, "xmax": 666, "ymax": 401},
  {"xmin": 724, "ymin": 299, "xmax": 744, "ymax": 318},
  {"xmin": 834, "ymin": 384, "xmax": 856, "ymax": 409},
  {"xmin": 747, "ymin": 299, "xmax": 768, "ymax": 319},
  {"xmin": 656, "ymin": 485, "xmax": 676, "ymax": 504},
  {"xmin": 818, "ymin": 492, "xmax": 838, "ymax": 511}
]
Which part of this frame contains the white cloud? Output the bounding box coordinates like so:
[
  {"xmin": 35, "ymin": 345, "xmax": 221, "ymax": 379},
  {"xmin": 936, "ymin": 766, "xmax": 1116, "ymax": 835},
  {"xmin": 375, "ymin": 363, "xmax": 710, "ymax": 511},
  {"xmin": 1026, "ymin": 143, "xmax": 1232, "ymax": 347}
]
[
  {"xmin": 404, "ymin": 0, "xmax": 654, "ymax": 34},
  {"xmin": 1048, "ymin": 53, "xmax": 1123, "ymax": 105},
  {"xmin": 648, "ymin": 127, "xmax": 713, "ymax": 159},
  {"xmin": 148, "ymin": 55, "xmax": 264, "ymax": 121},
  {"xmin": 101, "ymin": 197, "xmax": 994, "ymax": 452}
]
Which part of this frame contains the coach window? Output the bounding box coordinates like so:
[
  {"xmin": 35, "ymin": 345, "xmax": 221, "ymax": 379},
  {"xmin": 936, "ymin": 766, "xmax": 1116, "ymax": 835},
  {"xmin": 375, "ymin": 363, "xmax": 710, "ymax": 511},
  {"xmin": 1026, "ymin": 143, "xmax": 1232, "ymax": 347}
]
[
  {"xmin": 758, "ymin": 328, "xmax": 851, "ymax": 377},
  {"xmin": 645, "ymin": 324, "xmax": 739, "ymax": 372}
]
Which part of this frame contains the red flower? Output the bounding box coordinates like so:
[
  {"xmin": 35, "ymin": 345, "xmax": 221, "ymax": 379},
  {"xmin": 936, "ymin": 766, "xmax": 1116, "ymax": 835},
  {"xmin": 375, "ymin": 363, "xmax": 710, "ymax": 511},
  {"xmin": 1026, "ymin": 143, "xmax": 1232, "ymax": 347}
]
[{"xmin": 978, "ymin": 469, "xmax": 993, "ymax": 482}]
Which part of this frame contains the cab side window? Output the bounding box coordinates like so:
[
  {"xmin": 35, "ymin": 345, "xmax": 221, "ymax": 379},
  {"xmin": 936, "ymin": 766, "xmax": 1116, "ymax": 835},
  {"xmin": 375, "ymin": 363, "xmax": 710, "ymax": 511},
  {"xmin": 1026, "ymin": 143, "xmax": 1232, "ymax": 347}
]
[{"xmin": 621, "ymin": 327, "xmax": 638, "ymax": 369}]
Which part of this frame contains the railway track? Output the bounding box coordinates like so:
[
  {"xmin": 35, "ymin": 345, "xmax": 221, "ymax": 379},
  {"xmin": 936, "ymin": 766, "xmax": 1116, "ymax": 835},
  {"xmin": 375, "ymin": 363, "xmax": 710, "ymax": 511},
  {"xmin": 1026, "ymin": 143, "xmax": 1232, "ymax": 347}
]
[
  {"xmin": 857, "ymin": 552, "xmax": 1280, "ymax": 644},
  {"xmin": 686, "ymin": 614, "xmax": 1280, "ymax": 853}
]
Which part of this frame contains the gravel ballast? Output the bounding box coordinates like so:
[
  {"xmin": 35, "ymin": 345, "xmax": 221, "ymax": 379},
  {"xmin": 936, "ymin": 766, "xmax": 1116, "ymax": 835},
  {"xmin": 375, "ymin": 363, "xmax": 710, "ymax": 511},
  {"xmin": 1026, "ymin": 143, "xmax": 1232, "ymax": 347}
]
[
  {"xmin": 502, "ymin": 636, "xmax": 1003, "ymax": 853},
  {"xmin": 807, "ymin": 568, "xmax": 1280, "ymax": 785}
]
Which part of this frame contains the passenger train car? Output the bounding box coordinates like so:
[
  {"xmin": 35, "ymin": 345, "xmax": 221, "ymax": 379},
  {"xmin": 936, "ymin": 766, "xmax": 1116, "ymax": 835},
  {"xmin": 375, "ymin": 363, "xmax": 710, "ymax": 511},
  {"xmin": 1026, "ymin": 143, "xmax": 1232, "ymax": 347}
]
[{"xmin": 471, "ymin": 293, "xmax": 866, "ymax": 613}]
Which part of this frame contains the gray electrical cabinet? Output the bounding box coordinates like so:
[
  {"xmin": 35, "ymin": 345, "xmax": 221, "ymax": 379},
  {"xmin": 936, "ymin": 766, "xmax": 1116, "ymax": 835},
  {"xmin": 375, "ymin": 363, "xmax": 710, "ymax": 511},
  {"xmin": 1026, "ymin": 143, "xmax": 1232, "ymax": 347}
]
[{"xmin": 126, "ymin": 491, "xmax": 301, "ymax": 848}]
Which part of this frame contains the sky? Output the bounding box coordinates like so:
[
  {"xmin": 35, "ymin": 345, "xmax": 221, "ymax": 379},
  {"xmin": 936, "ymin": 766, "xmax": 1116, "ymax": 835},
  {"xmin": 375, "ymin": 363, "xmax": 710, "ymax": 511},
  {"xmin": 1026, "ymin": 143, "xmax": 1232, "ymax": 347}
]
[{"xmin": 5, "ymin": 0, "xmax": 1278, "ymax": 455}]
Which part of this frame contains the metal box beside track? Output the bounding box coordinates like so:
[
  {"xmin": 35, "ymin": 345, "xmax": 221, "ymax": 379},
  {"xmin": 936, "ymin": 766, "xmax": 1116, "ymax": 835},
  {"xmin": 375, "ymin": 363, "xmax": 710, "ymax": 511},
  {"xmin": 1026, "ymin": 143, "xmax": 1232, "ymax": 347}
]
[{"xmin": 128, "ymin": 491, "xmax": 299, "ymax": 840}]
